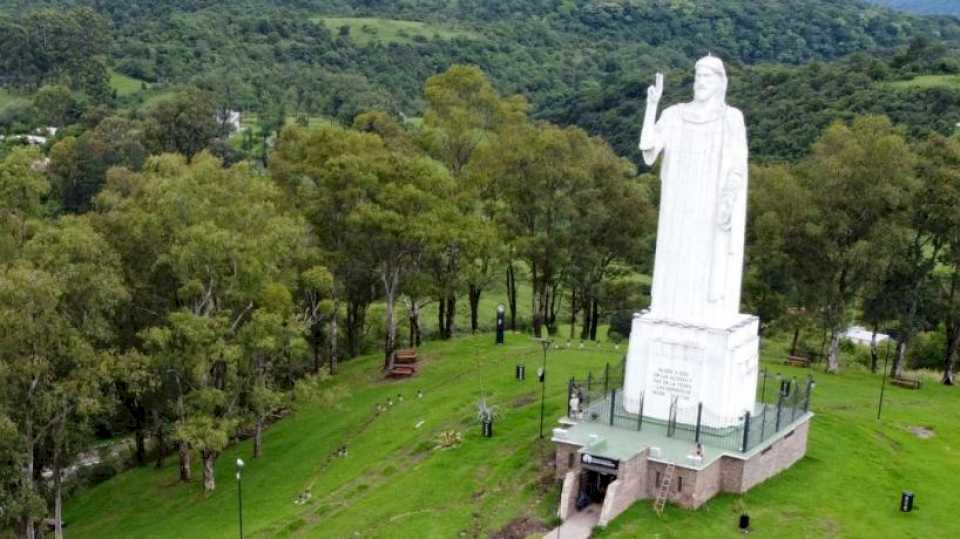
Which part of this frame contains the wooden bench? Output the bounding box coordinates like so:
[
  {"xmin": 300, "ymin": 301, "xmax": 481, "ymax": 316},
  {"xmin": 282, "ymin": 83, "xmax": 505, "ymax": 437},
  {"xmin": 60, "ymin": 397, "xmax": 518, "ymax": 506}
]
[
  {"xmin": 394, "ymin": 348, "xmax": 418, "ymax": 365},
  {"xmin": 784, "ymin": 355, "xmax": 811, "ymax": 368},
  {"xmin": 387, "ymin": 365, "xmax": 417, "ymax": 379},
  {"xmin": 891, "ymin": 377, "xmax": 921, "ymax": 390}
]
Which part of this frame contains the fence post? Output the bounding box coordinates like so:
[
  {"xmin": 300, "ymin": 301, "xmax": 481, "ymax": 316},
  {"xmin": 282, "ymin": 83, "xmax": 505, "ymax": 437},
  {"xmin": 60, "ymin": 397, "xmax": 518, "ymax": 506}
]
[
  {"xmin": 775, "ymin": 393, "xmax": 784, "ymax": 432},
  {"xmin": 741, "ymin": 411, "xmax": 751, "ymax": 452},
  {"xmin": 637, "ymin": 392, "xmax": 644, "ymax": 431},
  {"xmin": 759, "ymin": 369, "xmax": 768, "ymax": 403},
  {"xmin": 760, "ymin": 404, "xmax": 767, "ymax": 442},
  {"xmin": 695, "ymin": 402, "xmax": 703, "ymax": 444},
  {"xmin": 609, "ymin": 388, "xmax": 617, "ymax": 426},
  {"xmin": 603, "ymin": 363, "xmax": 610, "ymax": 395},
  {"xmin": 567, "ymin": 378, "xmax": 574, "ymax": 419},
  {"xmin": 620, "ymin": 356, "xmax": 627, "ymax": 383}
]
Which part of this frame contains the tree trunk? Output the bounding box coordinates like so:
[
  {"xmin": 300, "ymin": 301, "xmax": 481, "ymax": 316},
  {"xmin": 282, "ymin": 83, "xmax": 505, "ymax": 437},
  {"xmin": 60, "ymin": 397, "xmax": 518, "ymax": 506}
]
[
  {"xmin": 346, "ymin": 300, "xmax": 367, "ymax": 359},
  {"xmin": 437, "ymin": 295, "xmax": 446, "ymax": 340},
  {"xmin": 383, "ymin": 268, "xmax": 400, "ymax": 370},
  {"xmin": 469, "ymin": 284, "xmax": 481, "ymax": 334},
  {"xmin": 826, "ymin": 330, "xmax": 841, "ymax": 373},
  {"xmin": 253, "ymin": 416, "xmax": 264, "ymax": 459},
  {"xmin": 942, "ymin": 270, "xmax": 959, "ymax": 385},
  {"xmin": 312, "ymin": 322, "xmax": 324, "ymax": 374},
  {"xmin": 869, "ymin": 326, "xmax": 879, "ymax": 374},
  {"xmin": 445, "ymin": 294, "xmax": 456, "ymax": 338},
  {"xmin": 154, "ymin": 411, "xmax": 166, "ymax": 469},
  {"xmin": 201, "ymin": 450, "xmax": 217, "ymax": 492},
  {"xmin": 590, "ymin": 297, "xmax": 600, "ymax": 341},
  {"xmin": 178, "ymin": 442, "xmax": 191, "ymax": 482},
  {"xmin": 580, "ymin": 298, "xmax": 591, "ymax": 341},
  {"xmin": 22, "ymin": 417, "xmax": 36, "ymax": 539},
  {"xmin": 569, "ymin": 288, "xmax": 577, "ymax": 341},
  {"xmin": 53, "ymin": 439, "xmax": 63, "ymax": 539},
  {"xmin": 329, "ymin": 299, "xmax": 339, "ymax": 374},
  {"xmin": 891, "ymin": 338, "xmax": 908, "ymax": 379},
  {"xmin": 407, "ymin": 300, "xmax": 421, "ymax": 347},
  {"xmin": 790, "ymin": 327, "xmax": 801, "ymax": 356},
  {"xmin": 506, "ymin": 264, "xmax": 517, "ymax": 331},
  {"xmin": 408, "ymin": 302, "xmax": 417, "ymax": 347},
  {"xmin": 943, "ymin": 319, "xmax": 959, "ymax": 385},
  {"xmin": 135, "ymin": 426, "xmax": 146, "ymax": 467}
]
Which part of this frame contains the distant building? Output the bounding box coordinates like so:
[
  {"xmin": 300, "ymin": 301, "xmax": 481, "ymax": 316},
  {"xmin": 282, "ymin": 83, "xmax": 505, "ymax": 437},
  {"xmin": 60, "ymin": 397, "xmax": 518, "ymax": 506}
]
[
  {"xmin": 219, "ymin": 110, "xmax": 242, "ymax": 133},
  {"xmin": 843, "ymin": 326, "xmax": 890, "ymax": 346},
  {"xmin": 0, "ymin": 134, "xmax": 48, "ymax": 146}
]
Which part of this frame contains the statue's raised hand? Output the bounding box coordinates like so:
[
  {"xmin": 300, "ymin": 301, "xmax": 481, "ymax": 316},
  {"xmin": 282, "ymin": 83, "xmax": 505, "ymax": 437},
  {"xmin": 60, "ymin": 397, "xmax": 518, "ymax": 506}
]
[{"xmin": 647, "ymin": 72, "xmax": 664, "ymax": 105}]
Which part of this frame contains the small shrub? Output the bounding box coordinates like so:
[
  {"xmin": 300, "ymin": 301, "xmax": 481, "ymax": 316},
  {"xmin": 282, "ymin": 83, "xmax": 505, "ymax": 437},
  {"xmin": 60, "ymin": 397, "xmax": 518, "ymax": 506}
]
[
  {"xmin": 607, "ymin": 310, "xmax": 635, "ymax": 340},
  {"xmin": 607, "ymin": 330, "xmax": 625, "ymax": 344},
  {"xmin": 908, "ymin": 331, "xmax": 945, "ymax": 370},
  {"xmin": 435, "ymin": 430, "xmax": 463, "ymax": 449},
  {"xmin": 84, "ymin": 462, "xmax": 118, "ymax": 486}
]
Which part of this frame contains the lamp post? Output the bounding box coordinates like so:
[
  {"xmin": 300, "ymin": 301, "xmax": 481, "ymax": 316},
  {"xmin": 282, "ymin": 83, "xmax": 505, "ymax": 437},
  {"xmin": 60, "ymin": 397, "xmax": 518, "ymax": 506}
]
[
  {"xmin": 877, "ymin": 342, "xmax": 892, "ymax": 421},
  {"xmin": 496, "ymin": 304, "xmax": 505, "ymax": 345},
  {"xmin": 236, "ymin": 457, "xmax": 245, "ymax": 539},
  {"xmin": 538, "ymin": 338, "xmax": 552, "ymax": 439}
]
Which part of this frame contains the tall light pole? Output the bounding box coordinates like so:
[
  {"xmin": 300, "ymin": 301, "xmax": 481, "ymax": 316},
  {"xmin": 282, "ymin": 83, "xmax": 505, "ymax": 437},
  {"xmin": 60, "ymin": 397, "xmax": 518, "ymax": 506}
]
[
  {"xmin": 877, "ymin": 342, "xmax": 892, "ymax": 421},
  {"xmin": 496, "ymin": 304, "xmax": 506, "ymax": 345},
  {"xmin": 538, "ymin": 338, "xmax": 552, "ymax": 439},
  {"xmin": 236, "ymin": 457, "xmax": 245, "ymax": 539}
]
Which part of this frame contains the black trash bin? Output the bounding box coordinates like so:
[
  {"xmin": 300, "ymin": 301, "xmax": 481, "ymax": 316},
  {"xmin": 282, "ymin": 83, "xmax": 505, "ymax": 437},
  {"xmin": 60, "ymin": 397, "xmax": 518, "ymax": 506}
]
[{"xmin": 900, "ymin": 491, "xmax": 914, "ymax": 512}]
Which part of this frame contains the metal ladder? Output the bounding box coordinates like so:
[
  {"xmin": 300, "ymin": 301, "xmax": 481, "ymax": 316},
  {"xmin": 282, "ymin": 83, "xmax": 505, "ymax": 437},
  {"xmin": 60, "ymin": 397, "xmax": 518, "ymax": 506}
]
[{"xmin": 653, "ymin": 462, "xmax": 676, "ymax": 516}]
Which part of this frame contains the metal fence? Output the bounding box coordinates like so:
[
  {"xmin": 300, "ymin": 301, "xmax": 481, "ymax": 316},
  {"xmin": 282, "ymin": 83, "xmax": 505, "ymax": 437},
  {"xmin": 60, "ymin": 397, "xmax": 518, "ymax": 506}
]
[{"xmin": 566, "ymin": 368, "xmax": 813, "ymax": 453}]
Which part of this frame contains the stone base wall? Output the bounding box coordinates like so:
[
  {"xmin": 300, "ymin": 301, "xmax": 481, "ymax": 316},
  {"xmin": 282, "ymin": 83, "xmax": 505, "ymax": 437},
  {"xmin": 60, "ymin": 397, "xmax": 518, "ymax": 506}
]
[
  {"xmin": 554, "ymin": 442, "xmax": 580, "ymax": 480},
  {"xmin": 598, "ymin": 450, "xmax": 649, "ymax": 526},
  {"xmin": 554, "ymin": 415, "xmax": 812, "ymax": 519},
  {"xmin": 737, "ymin": 418, "xmax": 810, "ymax": 492},
  {"xmin": 558, "ymin": 471, "xmax": 580, "ymax": 521}
]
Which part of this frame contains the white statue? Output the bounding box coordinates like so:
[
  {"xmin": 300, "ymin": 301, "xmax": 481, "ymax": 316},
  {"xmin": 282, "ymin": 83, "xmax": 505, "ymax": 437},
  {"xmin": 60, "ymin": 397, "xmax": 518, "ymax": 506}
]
[
  {"xmin": 623, "ymin": 57, "xmax": 758, "ymax": 424},
  {"xmin": 639, "ymin": 56, "xmax": 748, "ymax": 328}
]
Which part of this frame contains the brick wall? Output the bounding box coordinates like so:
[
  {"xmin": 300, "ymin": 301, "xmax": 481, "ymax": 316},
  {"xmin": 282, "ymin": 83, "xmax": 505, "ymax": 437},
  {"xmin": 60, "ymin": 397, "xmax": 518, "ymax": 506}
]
[
  {"xmin": 555, "ymin": 442, "xmax": 581, "ymax": 480},
  {"xmin": 558, "ymin": 471, "xmax": 580, "ymax": 521},
  {"xmin": 739, "ymin": 419, "xmax": 810, "ymax": 491},
  {"xmin": 599, "ymin": 450, "xmax": 649, "ymax": 526}
]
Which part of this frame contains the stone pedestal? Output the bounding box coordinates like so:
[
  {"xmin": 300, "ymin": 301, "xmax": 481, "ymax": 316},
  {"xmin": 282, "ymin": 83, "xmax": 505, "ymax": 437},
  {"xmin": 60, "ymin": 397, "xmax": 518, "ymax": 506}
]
[{"xmin": 622, "ymin": 312, "xmax": 759, "ymax": 426}]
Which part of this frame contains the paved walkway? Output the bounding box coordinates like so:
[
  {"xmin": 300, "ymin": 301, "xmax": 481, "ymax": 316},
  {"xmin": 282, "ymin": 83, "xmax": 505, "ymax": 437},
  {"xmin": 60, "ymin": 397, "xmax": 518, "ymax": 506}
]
[{"xmin": 542, "ymin": 505, "xmax": 600, "ymax": 539}]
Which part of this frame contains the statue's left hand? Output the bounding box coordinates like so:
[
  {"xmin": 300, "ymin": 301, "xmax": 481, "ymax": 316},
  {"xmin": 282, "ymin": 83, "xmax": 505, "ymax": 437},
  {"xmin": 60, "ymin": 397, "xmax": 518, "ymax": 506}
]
[{"xmin": 718, "ymin": 179, "xmax": 739, "ymax": 231}]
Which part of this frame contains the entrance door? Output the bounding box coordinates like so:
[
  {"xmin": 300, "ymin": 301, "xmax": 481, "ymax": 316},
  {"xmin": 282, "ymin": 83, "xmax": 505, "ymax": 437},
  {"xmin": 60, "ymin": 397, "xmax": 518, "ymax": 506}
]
[{"xmin": 579, "ymin": 469, "xmax": 616, "ymax": 509}]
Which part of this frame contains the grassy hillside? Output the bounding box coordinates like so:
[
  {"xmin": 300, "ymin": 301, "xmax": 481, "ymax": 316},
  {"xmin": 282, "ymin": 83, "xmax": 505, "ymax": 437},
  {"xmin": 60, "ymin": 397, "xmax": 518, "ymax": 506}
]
[
  {"xmin": 315, "ymin": 17, "xmax": 478, "ymax": 46},
  {"xmin": 62, "ymin": 331, "xmax": 960, "ymax": 538},
  {"xmin": 108, "ymin": 69, "xmax": 147, "ymax": 97},
  {"xmin": 887, "ymin": 73, "xmax": 960, "ymax": 89}
]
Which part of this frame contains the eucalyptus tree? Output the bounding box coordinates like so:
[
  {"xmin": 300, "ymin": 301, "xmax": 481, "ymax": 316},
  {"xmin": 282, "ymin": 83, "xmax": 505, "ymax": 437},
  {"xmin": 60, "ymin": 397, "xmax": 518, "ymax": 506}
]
[
  {"xmin": 96, "ymin": 152, "xmax": 311, "ymax": 492},
  {"xmin": 793, "ymin": 116, "xmax": 916, "ymax": 373},
  {"xmin": 420, "ymin": 66, "xmax": 525, "ymax": 336},
  {"xmin": 0, "ymin": 216, "xmax": 127, "ymax": 539}
]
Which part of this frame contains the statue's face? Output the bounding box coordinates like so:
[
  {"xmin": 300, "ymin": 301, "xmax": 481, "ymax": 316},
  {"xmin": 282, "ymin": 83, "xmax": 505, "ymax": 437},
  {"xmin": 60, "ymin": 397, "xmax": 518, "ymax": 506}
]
[{"xmin": 694, "ymin": 67, "xmax": 723, "ymax": 102}]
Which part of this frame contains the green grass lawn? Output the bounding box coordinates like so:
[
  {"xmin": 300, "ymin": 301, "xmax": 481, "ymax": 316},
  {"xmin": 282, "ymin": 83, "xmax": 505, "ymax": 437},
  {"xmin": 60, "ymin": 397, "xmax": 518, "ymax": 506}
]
[
  {"xmin": 109, "ymin": 70, "xmax": 148, "ymax": 97},
  {"xmin": 886, "ymin": 74, "xmax": 960, "ymax": 90},
  {"xmin": 61, "ymin": 304, "xmax": 960, "ymax": 539},
  {"xmin": 0, "ymin": 87, "xmax": 30, "ymax": 110},
  {"xmin": 314, "ymin": 17, "xmax": 479, "ymax": 46}
]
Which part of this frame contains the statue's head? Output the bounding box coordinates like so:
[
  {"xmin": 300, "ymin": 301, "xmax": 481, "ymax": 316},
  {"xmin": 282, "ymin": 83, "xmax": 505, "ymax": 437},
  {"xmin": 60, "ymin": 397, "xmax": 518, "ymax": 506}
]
[{"xmin": 694, "ymin": 55, "xmax": 727, "ymax": 104}]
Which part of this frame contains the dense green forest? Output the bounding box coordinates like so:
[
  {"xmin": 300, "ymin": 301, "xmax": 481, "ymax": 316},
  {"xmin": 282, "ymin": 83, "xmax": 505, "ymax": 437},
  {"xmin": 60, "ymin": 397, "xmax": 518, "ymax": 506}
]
[
  {"xmin": 869, "ymin": 0, "xmax": 960, "ymax": 17},
  {"xmin": 2, "ymin": 0, "xmax": 960, "ymax": 162},
  {"xmin": 2, "ymin": 1, "xmax": 960, "ymax": 537}
]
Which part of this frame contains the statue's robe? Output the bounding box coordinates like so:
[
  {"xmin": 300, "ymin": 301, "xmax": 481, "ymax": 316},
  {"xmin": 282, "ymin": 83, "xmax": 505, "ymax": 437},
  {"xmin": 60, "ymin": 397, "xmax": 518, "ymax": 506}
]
[{"xmin": 641, "ymin": 102, "xmax": 749, "ymax": 327}]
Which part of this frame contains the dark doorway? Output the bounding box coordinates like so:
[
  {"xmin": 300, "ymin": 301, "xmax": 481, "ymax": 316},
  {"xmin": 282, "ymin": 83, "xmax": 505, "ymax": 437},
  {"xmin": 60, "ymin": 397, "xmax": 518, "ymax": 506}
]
[{"xmin": 579, "ymin": 469, "xmax": 615, "ymax": 508}]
